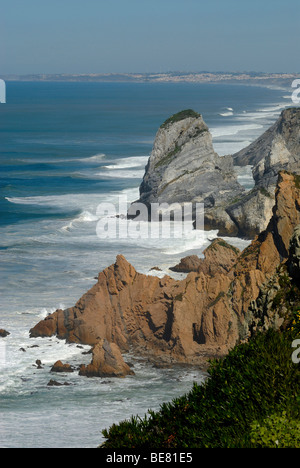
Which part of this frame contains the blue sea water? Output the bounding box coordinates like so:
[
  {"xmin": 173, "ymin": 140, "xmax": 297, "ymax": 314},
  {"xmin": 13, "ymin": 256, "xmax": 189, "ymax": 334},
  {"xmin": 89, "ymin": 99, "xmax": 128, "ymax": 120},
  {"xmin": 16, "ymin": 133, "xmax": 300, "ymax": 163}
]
[{"xmin": 0, "ymin": 81, "xmax": 293, "ymax": 447}]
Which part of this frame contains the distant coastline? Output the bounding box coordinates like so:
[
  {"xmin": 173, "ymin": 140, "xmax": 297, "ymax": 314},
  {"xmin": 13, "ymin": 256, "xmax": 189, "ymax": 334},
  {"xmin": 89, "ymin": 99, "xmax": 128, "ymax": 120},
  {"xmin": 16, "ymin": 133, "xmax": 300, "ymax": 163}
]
[{"xmin": 2, "ymin": 71, "xmax": 300, "ymax": 89}]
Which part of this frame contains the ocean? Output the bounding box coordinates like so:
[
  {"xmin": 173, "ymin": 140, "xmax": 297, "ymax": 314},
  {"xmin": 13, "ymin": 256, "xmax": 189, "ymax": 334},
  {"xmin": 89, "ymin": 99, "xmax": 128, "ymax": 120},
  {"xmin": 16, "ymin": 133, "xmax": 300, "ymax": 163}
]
[{"xmin": 0, "ymin": 81, "xmax": 293, "ymax": 448}]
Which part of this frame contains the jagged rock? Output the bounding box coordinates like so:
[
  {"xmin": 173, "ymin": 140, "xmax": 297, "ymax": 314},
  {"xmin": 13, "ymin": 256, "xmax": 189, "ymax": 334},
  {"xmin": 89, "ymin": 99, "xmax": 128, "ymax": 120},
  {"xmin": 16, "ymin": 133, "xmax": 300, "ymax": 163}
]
[
  {"xmin": 245, "ymin": 221, "xmax": 300, "ymax": 339},
  {"xmin": 224, "ymin": 187, "xmax": 276, "ymax": 239},
  {"xmin": 0, "ymin": 329, "xmax": 10, "ymax": 338},
  {"xmin": 170, "ymin": 238, "xmax": 240, "ymax": 275},
  {"xmin": 233, "ymin": 108, "xmax": 300, "ymax": 186},
  {"xmin": 135, "ymin": 109, "xmax": 244, "ymax": 221},
  {"xmin": 30, "ymin": 172, "xmax": 300, "ymax": 365},
  {"xmin": 79, "ymin": 339, "xmax": 135, "ymax": 378},
  {"xmin": 227, "ymin": 108, "xmax": 300, "ymax": 237},
  {"xmin": 47, "ymin": 380, "xmax": 71, "ymax": 387}
]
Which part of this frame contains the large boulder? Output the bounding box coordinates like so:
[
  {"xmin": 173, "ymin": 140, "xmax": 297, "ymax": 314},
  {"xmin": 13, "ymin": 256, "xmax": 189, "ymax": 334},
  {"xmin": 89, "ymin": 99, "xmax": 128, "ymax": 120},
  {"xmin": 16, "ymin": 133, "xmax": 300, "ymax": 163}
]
[{"xmin": 51, "ymin": 361, "xmax": 74, "ymax": 373}]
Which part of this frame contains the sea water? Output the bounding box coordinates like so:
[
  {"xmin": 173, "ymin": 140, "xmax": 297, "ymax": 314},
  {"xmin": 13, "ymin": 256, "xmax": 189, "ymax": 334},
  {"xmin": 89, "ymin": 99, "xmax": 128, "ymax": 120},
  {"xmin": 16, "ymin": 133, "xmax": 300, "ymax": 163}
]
[{"xmin": 0, "ymin": 81, "xmax": 294, "ymax": 447}]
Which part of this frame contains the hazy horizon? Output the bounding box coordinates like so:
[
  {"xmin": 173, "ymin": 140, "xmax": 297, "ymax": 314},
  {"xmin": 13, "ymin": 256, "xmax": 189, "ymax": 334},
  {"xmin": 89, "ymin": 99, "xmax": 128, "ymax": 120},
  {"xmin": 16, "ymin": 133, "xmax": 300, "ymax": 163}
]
[
  {"xmin": 2, "ymin": 71, "xmax": 300, "ymax": 77},
  {"xmin": 1, "ymin": 0, "xmax": 300, "ymax": 76}
]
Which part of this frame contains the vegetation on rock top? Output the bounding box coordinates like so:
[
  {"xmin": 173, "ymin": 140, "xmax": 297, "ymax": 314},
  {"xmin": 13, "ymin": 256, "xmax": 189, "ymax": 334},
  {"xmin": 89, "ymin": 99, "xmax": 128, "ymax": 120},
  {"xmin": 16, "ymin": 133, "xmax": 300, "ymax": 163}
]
[{"xmin": 160, "ymin": 109, "xmax": 201, "ymax": 129}]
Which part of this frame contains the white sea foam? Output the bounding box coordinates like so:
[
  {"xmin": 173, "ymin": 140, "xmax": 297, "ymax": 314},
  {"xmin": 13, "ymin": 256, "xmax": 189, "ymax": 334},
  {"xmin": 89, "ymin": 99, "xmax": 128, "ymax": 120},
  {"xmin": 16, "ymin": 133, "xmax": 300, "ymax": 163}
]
[
  {"xmin": 96, "ymin": 169, "xmax": 146, "ymax": 179},
  {"xmin": 219, "ymin": 111, "xmax": 233, "ymax": 117},
  {"xmin": 78, "ymin": 153, "xmax": 106, "ymax": 163},
  {"xmin": 96, "ymin": 155, "xmax": 148, "ymax": 179},
  {"xmin": 103, "ymin": 156, "xmax": 149, "ymax": 169},
  {"xmin": 211, "ymin": 123, "xmax": 264, "ymax": 138},
  {"xmin": 61, "ymin": 210, "xmax": 99, "ymax": 231}
]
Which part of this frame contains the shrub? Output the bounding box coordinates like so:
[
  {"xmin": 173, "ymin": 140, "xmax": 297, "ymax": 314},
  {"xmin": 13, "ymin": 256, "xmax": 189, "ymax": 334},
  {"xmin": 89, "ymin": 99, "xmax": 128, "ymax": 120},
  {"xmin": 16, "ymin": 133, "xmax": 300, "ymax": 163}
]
[
  {"xmin": 101, "ymin": 330, "xmax": 300, "ymax": 448},
  {"xmin": 160, "ymin": 110, "xmax": 201, "ymax": 129},
  {"xmin": 249, "ymin": 412, "xmax": 300, "ymax": 448}
]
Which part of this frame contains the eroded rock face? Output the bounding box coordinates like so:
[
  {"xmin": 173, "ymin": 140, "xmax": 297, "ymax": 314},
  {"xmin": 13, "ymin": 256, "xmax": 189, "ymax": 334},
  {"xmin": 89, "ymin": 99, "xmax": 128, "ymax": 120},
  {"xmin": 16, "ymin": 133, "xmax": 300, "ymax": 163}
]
[
  {"xmin": 233, "ymin": 108, "xmax": 300, "ymax": 186},
  {"xmin": 79, "ymin": 339, "xmax": 135, "ymax": 378},
  {"xmin": 30, "ymin": 172, "xmax": 300, "ymax": 365},
  {"xmin": 226, "ymin": 108, "xmax": 300, "ymax": 237}
]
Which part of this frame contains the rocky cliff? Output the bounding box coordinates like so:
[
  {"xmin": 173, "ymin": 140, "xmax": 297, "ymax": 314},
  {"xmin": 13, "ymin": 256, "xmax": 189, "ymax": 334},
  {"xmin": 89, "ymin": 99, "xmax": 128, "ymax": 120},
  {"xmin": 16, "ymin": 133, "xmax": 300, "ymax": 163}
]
[
  {"xmin": 233, "ymin": 108, "xmax": 300, "ymax": 184},
  {"xmin": 30, "ymin": 171, "xmax": 300, "ymax": 369},
  {"xmin": 225, "ymin": 108, "xmax": 300, "ymax": 237}
]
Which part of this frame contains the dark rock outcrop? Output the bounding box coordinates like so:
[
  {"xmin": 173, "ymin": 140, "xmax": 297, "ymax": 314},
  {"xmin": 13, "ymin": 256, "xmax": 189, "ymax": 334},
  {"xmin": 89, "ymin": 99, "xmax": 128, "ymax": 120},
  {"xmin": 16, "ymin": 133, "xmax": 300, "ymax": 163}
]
[
  {"xmin": 51, "ymin": 361, "xmax": 74, "ymax": 373},
  {"xmin": 0, "ymin": 329, "xmax": 10, "ymax": 338}
]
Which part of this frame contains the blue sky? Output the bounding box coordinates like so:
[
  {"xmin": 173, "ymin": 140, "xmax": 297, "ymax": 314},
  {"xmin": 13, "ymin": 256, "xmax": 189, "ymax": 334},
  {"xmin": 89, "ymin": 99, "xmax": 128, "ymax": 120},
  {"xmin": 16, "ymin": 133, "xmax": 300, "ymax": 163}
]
[{"xmin": 1, "ymin": 0, "xmax": 300, "ymax": 74}]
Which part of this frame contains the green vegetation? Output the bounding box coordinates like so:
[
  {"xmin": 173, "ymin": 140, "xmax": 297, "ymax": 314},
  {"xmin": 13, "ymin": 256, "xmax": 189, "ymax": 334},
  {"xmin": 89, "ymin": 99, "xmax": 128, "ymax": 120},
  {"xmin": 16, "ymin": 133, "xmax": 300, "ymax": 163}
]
[
  {"xmin": 101, "ymin": 329, "xmax": 300, "ymax": 448},
  {"xmin": 269, "ymin": 266, "xmax": 300, "ymax": 336},
  {"xmin": 259, "ymin": 187, "xmax": 273, "ymax": 198},
  {"xmin": 160, "ymin": 109, "xmax": 201, "ymax": 129},
  {"xmin": 250, "ymin": 412, "xmax": 300, "ymax": 448}
]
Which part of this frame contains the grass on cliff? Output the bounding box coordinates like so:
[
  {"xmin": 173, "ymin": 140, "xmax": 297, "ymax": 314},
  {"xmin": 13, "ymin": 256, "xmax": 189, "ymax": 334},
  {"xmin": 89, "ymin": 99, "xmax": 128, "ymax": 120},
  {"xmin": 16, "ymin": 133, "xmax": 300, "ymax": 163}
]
[
  {"xmin": 160, "ymin": 109, "xmax": 201, "ymax": 129},
  {"xmin": 101, "ymin": 329, "xmax": 300, "ymax": 448}
]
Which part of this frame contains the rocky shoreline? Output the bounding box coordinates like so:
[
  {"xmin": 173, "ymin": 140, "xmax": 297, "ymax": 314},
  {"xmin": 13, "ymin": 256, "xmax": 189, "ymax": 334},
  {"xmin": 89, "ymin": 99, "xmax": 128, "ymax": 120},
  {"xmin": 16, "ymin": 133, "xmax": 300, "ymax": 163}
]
[
  {"xmin": 4, "ymin": 107, "xmax": 300, "ymax": 380},
  {"xmin": 29, "ymin": 170, "xmax": 300, "ymax": 377}
]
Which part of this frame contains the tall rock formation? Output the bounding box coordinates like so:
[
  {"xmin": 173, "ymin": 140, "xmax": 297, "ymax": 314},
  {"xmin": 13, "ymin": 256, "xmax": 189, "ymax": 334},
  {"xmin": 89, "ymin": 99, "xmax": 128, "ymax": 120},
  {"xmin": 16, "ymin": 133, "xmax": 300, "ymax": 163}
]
[
  {"xmin": 135, "ymin": 109, "xmax": 244, "ymax": 235},
  {"xmin": 30, "ymin": 172, "xmax": 300, "ymax": 367}
]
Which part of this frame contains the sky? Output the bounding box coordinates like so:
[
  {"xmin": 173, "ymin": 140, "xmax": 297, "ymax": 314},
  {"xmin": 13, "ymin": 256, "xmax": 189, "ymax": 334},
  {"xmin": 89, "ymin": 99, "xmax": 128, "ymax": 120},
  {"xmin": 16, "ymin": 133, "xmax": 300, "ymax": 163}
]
[{"xmin": 1, "ymin": 0, "xmax": 300, "ymax": 75}]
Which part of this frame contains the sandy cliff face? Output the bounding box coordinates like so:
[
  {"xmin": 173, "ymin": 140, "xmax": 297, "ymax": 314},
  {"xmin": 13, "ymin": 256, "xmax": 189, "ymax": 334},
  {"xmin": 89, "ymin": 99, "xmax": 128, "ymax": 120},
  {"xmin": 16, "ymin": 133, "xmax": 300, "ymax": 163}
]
[{"xmin": 30, "ymin": 172, "xmax": 300, "ymax": 367}]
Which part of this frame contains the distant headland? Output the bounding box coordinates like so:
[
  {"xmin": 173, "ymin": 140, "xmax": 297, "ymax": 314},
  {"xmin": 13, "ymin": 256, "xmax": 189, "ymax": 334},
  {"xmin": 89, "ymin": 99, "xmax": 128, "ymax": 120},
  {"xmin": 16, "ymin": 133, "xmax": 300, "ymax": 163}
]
[{"xmin": 2, "ymin": 71, "xmax": 300, "ymax": 88}]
